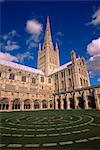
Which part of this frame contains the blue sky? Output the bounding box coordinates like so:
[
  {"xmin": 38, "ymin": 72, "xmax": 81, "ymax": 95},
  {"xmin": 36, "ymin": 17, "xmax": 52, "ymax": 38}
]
[{"xmin": 0, "ymin": 1, "xmax": 100, "ymax": 85}]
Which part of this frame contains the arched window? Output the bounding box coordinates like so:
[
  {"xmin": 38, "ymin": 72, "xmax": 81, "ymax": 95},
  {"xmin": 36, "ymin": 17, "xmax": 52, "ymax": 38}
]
[
  {"xmin": 22, "ymin": 76, "xmax": 26, "ymax": 82},
  {"xmin": 9, "ymin": 73, "xmax": 15, "ymax": 80},
  {"xmin": 12, "ymin": 99, "xmax": 20, "ymax": 110},
  {"xmin": 48, "ymin": 78, "xmax": 51, "ymax": 83},
  {"xmin": 62, "ymin": 80, "xmax": 64, "ymax": 89},
  {"xmin": 32, "ymin": 78, "xmax": 36, "ymax": 84},
  {"xmin": 83, "ymin": 79, "xmax": 85, "ymax": 86},
  {"xmin": 55, "ymin": 83, "xmax": 57, "ymax": 90},
  {"xmin": 69, "ymin": 78, "xmax": 72, "ymax": 88},
  {"xmin": 80, "ymin": 78, "xmax": 82, "ymax": 86},
  {"xmin": 0, "ymin": 98, "xmax": 9, "ymax": 110},
  {"xmin": 42, "ymin": 100, "xmax": 47, "ymax": 108},
  {"xmin": 24, "ymin": 99, "xmax": 30, "ymax": 109},
  {"xmin": 68, "ymin": 69, "xmax": 70, "ymax": 75},
  {"xmin": 34, "ymin": 100, "xmax": 39, "ymax": 109},
  {"xmin": 86, "ymin": 80, "xmax": 88, "ymax": 86},
  {"xmin": 61, "ymin": 72, "xmax": 63, "ymax": 77},
  {"xmin": 41, "ymin": 76, "xmax": 44, "ymax": 82}
]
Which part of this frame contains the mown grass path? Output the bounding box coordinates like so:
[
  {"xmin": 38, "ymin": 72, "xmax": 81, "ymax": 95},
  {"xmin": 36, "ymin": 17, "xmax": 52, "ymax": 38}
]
[{"xmin": 0, "ymin": 110, "xmax": 100, "ymax": 149}]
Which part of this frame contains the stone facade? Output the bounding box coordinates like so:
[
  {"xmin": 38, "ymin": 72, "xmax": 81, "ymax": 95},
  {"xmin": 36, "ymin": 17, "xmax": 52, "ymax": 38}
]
[{"xmin": 0, "ymin": 17, "xmax": 100, "ymax": 111}]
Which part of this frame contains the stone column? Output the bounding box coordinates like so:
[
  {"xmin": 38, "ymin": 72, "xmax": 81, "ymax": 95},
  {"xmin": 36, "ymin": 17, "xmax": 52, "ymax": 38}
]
[
  {"xmin": 21, "ymin": 100, "xmax": 24, "ymax": 111},
  {"xmin": 61, "ymin": 95, "xmax": 64, "ymax": 110},
  {"xmin": 52, "ymin": 95, "xmax": 55, "ymax": 109},
  {"xmin": 55, "ymin": 95, "xmax": 58, "ymax": 110},
  {"xmin": 48, "ymin": 101, "xmax": 50, "ymax": 109},
  {"xmin": 40, "ymin": 101, "xmax": 42, "ymax": 110},
  {"xmin": 31, "ymin": 100, "xmax": 34, "ymax": 110},
  {"xmin": 58, "ymin": 73, "xmax": 61, "ymax": 92},
  {"xmin": 95, "ymin": 95, "xmax": 100, "ymax": 110},
  {"xmin": 9, "ymin": 100, "xmax": 12, "ymax": 111},
  {"xmin": 74, "ymin": 94, "xmax": 79, "ymax": 109},
  {"xmin": 65, "ymin": 69, "xmax": 68, "ymax": 91},
  {"xmin": 94, "ymin": 89, "xmax": 100, "ymax": 110},
  {"xmin": 66, "ymin": 94, "xmax": 70, "ymax": 110},
  {"xmin": 83, "ymin": 91, "xmax": 89, "ymax": 109}
]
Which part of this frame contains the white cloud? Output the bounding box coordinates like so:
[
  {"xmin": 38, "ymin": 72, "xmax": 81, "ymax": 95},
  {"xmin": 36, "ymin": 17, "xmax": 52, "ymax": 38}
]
[
  {"xmin": 1, "ymin": 30, "xmax": 20, "ymax": 52},
  {"xmin": 2, "ymin": 44, "xmax": 20, "ymax": 51},
  {"xmin": 3, "ymin": 30, "xmax": 20, "ymax": 41},
  {"xmin": 97, "ymin": 77, "xmax": 100, "ymax": 82},
  {"xmin": 25, "ymin": 19, "xmax": 43, "ymax": 49},
  {"xmin": 87, "ymin": 38, "xmax": 100, "ymax": 55},
  {"xmin": 0, "ymin": 52, "xmax": 18, "ymax": 62},
  {"xmin": 26, "ymin": 35, "xmax": 39, "ymax": 49},
  {"xmin": 0, "ymin": 51, "xmax": 34, "ymax": 63},
  {"xmin": 86, "ymin": 8, "xmax": 100, "ymax": 26},
  {"xmin": 17, "ymin": 51, "xmax": 34, "ymax": 63},
  {"xmin": 26, "ymin": 19, "xmax": 43, "ymax": 35},
  {"xmin": 87, "ymin": 55, "xmax": 100, "ymax": 75},
  {"xmin": 87, "ymin": 38, "xmax": 100, "ymax": 76}
]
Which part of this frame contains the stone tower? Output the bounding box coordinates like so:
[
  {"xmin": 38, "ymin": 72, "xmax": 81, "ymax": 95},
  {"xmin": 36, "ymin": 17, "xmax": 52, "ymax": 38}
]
[{"xmin": 38, "ymin": 17, "xmax": 60, "ymax": 76}]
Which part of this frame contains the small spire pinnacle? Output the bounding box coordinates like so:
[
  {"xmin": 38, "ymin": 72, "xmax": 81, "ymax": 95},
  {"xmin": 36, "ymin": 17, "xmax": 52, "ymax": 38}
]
[
  {"xmin": 38, "ymin": 43, "xmax": 41, "ymax": 51},
  {"xmin": 71, "ymin": 50, "xmax": 76, "ymax": 64},
  {"xmin": 55, "ymin": 42, "xmax": 59, "ymax": 50}
]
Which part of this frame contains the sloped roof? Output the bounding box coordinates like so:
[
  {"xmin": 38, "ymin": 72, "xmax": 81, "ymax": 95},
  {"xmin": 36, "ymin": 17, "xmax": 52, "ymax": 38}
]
[
  {"xmin": 0, "ymin": 59, "xmax": 44, "ymax": 75},
  {"xmin": 50, "ymin": 61, "xmax": 72, "ymax": 75}
]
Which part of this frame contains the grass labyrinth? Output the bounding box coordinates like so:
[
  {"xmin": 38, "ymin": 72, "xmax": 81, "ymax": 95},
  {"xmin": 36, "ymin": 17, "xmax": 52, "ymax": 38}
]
[{"xmin": 0, "ymin": 110, "xmax": 100, "ymax": 150}]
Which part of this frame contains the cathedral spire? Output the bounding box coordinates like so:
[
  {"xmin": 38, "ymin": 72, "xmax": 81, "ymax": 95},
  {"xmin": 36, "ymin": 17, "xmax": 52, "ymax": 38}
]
[{"xmin": 43, "ymin": 16, "xmax": 54, "ymax": 50}]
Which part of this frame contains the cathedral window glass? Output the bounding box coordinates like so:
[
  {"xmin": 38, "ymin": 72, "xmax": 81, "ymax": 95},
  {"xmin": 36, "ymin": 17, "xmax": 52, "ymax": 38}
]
[
  {"xmin": 22, "ymin": 76, "xmax": 26, "ymax": 82},
  {"xmin": 9, "ymin": 73, "xmax": 15, "ymax": 80},
  {"xmin": 68, "ymin": 69, "xmax": 70, "ymax": 75},
  {"xmin": 80, "ymin": 78, "xmax": 82, "ymax": 86},
  {"xmin": 48, "ymin": 78, "xmax": 51, "ymax": 83},
  {"xmin": 41, "ymin": 76, "xmax": 44, "ymax": 82},
  {"xmin": 68, "ymin": 78, "xmax": 72, "ymax": 88},
  {"xmin": 32, "ymin": 78, "xmax": 36, "ymax": 84},
  {"xmin": 61, "ymin": 72, "xmax": 63, "ymax": 77},
  {"xmin": 83, "ymin": 79, "xmax": 85, "ymax": 86},
  {"xmin": 9, "ymin": 69, "xmax": 11, "ymax": 71},
  {"xmin": 86, "ymin": 80, "xmax": 88, "ymax": 86}
]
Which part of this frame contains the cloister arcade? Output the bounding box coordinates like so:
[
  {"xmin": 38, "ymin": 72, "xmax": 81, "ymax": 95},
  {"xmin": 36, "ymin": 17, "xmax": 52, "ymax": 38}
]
[
  {"xmin": 53, "ymin": 86, "xmax": 100, "ymax": 110},
  {"xmin": 0, "ymin": 86, "xmax": 100, "ymax": 111},
  {"xmin": 0, "ymin": 98, "xmax": 53, "ymax": 111}
]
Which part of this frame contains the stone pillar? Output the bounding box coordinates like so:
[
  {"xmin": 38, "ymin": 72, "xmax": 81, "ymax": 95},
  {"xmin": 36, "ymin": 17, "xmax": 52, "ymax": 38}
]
[
  {"xmin": 31, "ymin": 100, "xmax": 34, "ymax": 110},
  {"xmin": 9, "ymin": 100, "xmax": 12, "ymax": 111},
  {"xmin": 55, "ymin": 95, "xmax": 58, "ymax": 110},
  {"xmin": 64, "ymin": 69, "xmax": 67, "ymax": 91},
  {"xmin": 66, "ymin": 95, "xmax": 70, "ymax": 110},
  {"xmin": 52, "ymin": 95, "xmax": 55, "ymax": 109},
  {"xmin": 83, "ymin": 91, "xmax": 89, "ymax": 109},
  {"xmin": 58, "ymin": 73, "xmax": 61, "ymax": 92},
  {"xmin": 95, "ymin": 95, "xmax": 100, "ymax": 109},
  {"xmin": 40, "ymin": 101, "xmax": 42, "ymax": 109},
  {"xmin": 48, "ymin": 101, "xmax": 50, "ymax": 109},
  {"xmin": 74, "ymin": 94, "xmax": 79, "ymax": 109},
  {"xmin": 94, "ymin": 89, "xmax": 100, "ymax": 109},
  {"xmin": 61, "ymin": 95, "xmax": 64, "ymax": 110},
  {"xmin": 21, "ymin": 101, "xmax": 24, "ymax": 111}
]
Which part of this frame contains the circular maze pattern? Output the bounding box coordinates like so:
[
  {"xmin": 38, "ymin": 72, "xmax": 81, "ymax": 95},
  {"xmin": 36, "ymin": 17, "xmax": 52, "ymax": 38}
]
[{"xmin": 0, "ymin": 110, "xmax": 100, "ymax": 149}]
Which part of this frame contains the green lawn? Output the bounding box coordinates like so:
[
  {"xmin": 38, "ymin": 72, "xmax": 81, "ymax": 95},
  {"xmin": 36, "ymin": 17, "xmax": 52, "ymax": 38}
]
[{"xmin": 0, "ymin": 110, "xmax": 100, "ymax": 150}]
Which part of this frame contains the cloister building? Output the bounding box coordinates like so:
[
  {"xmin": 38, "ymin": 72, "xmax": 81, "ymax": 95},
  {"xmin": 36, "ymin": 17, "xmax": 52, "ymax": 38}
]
[{"xmin": 0, "ymin": 17, "xmax": 100, "ymax": 111}]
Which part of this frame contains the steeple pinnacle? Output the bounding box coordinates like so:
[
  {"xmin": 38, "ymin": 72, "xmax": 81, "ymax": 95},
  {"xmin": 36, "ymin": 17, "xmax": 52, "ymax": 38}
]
[
  {"xmin": 55, "ymin": 42, "xmax": 59, "ymax": 51},
  {"xmin": 43, "ymin": 16, "xmax": 54, "ymax": 50}
]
